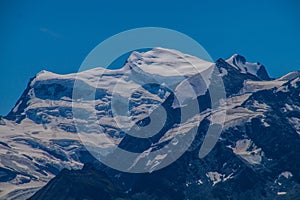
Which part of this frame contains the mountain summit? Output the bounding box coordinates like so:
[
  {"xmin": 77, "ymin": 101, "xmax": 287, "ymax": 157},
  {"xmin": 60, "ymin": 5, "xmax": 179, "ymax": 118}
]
[{"xmin": 225, "ymin": 54, "xmax": 270, "ymax": 80}]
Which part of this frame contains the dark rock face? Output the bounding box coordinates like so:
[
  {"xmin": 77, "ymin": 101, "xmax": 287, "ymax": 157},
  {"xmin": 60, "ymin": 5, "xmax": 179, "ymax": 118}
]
[
  {"xmin": 256, "ymin": 65, "xmax": 270, "ymax": 81},
  {"xmin": 0, "ymin": 167, "xmax": 17, "ymax": 182},
  {"xmin": 5, "ymin": 77, "xmax": 35, "ymax": 123},
  {"xmin": 215, "ymin": 58, "xmax": 259, "ymax": 96},
  {"xmin": 29, "ymin": 164, "xmax": 127, "ymax": 200}
]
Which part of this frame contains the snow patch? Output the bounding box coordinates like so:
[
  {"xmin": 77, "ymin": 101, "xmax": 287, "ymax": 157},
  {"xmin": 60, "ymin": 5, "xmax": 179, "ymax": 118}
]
[
  {"xmin": 277, "ymin": 191, "xmax": 287, "ymax": 195},
  {"xmin": 219, "ymin": 67, "xmax": 228, "ymax": 77},
  {"xmin": 230, "ymin": 139, "xmax": 263, "ymax": 165},
  {"xmin": 206, "ymin": 172, "xmax": 234, "ymax": 186},
  {"xmin": 279, "ymin": 171, "xmax": 293, "ymax": 179}
]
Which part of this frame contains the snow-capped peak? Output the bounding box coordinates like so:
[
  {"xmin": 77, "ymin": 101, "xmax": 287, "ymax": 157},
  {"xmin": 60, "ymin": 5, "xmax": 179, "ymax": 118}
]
[
  {"xmin": 126, "ymin": 47, "xmax": 213, "ymax": 77},
  {"xmin": 227, "ymin": 54, "xmax": 247, "ymax": 63},
  {"xmin": 225, "ymin": 54, "xmax": 270, "ymax": 80},
  {"xmin": 226, "ymin": 54, "xmax": 259, "ymax": 75}
]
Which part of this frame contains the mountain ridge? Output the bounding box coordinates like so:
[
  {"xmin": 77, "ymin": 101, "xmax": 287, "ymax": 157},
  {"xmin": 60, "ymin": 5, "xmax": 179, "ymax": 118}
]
[{"xmin": 0, "ymin": 48, "xmax": 299, "ymax": 199}]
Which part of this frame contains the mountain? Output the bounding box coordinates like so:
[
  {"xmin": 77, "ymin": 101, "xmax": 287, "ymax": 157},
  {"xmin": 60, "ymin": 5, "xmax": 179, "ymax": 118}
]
[
  {"xmin": 0, "ymin": 48, "xmax": 299, "ymax": 199},
  {"xmin": 29, "ymin": 164, "xmax": 128, "ymax": 200},
  {"xmin": 225, "ymin": 54, "xmax": 270, "ymax": 81}
]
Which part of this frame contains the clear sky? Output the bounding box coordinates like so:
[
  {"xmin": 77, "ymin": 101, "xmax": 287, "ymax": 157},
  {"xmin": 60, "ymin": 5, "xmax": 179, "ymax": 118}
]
[{"xmin": 0, "ymin": 0, "xmax": 300, "ymax": 115}]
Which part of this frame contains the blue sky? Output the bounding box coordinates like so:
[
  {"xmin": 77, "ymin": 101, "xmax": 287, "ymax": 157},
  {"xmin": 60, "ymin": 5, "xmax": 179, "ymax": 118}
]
[{"xmin": 0, "ymin": 0, "xmax": 300, "ymax": 115}]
